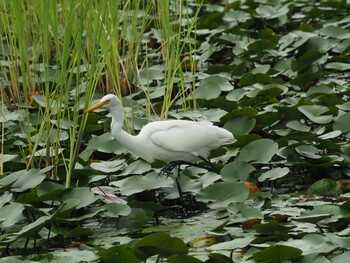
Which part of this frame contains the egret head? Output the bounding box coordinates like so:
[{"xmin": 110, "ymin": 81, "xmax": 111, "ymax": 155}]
[{"xmin": 85, "ymin": 94, "xmax": 119, "ymax": 113}]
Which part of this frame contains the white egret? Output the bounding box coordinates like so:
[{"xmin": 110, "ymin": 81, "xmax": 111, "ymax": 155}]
[{"xmin": 85, "ymin": 94, "xmax": 236, "ymax": 201}]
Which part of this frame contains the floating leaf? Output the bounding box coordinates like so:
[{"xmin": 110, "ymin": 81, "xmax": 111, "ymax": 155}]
[
  {"xmin": 133, "ymin": 233, "xmax": 188, "ymax": 260},
  {"xmin": 99, "ymin": 244, "xmax": 140, "ymax": 263},
  {"xmin": 256, "ymin": 4, "xmax": 289, "ymax": 19},
  {"xmin": 5, "ymin": 215, "xmax": 52, "ymax": 244},
  {"xmin": 320, "ymin": 25, "xmax": 350, "ymax": 39},
  {"xmin": 120, "ymin": 172, "xmax": 173, "ymax": 196},
  {"xmin": 197, "ymin": 182, "xmax": 249, "ymax": 206},
  {"xmin": 167, "ymin": 254, "xmax": 203, "ymax": 263},
  {"xmin": 209, "ymin": 236, "xmax": 255, "ymax": 250},
  {"xmin": 286, "ymin": 120, "xmax": 311, "ymax": 132},
  {"xmin": 330, "ymin": 251, "xmax": 350, "ymax": 263},
  {"xmin": 333, "ymin": 113, "xmax": 350, "ymax": 132},
  {"xmin": 0, "ymin": 192, "xmax": 13, "ymax": 208},
  {"xmin": 258, "ymin": 167, "xmax": 290, "ymax": 182},
  {"xmin": 54, "ymin": 250, "xmax": 99, "ymax": 262},
  {"xmin": 90, "ymin": 159, "xmax": 125, "ymax": 173},
  {"xmin": 281, "ymin": 234, "xmax": 337, "ymax": 255},
  {"xmin": 196, "ymin": 76, "xmax": 232, "ymax": 99},
  {"xmin": 298, "ymin": 105, "xmax": 333, "ymax": 124},
  {"xmin": 318, "ymin": 130, "xmax": 342, "ymax": 140},
  {"xmin": 308, "ymin": 179, "xmax": 342, "ymax": 196},
  {"xmin": 0, "ymin": 202, "xmax": 25, "ymax": 228},
  {"xmin": 59, "ymin": 187, "xmax": 98, "ymax": 209},
  {"xmin": 326, "ymin": 62, "xmax": 350, "ymax": 71},
  {"xmin": 36, "ymin": 181, "xmax": 66, "ymax": 201},
  {"xmin": 119, "ymin": 160, "xmax": 152, "ymax": 175},
  {"xmin": 1, "ymin": 154, "xmax": 17, "ymax": 163},
  {"xmin": 224, "ymin": 116, "xmax": 256, "ymax": 135},
  {"xmin": 11, "ymin": 168, "xmax": 46, "ymax": 192},
  {"xmin": 237, "ymin": 139, "xmax": 278, "ymax": 164},
  {"xmin": 223, "ymin": 10, "xmax": 251, "ymax": 23},
  {"xmin": 248, "ymin": 40, "xmax": 276, "ymax": 51},
  {"xmin": 104, "ymin": 203, "xmax": 131, "ymax": 217},
  {"xmin": 295, "ymin": 145, "xmax": 321, "ymax": 159},
  {"xmin": 291, "ymin": 50, "xmax": 323, "ymax": 71},
  {"xmin": 254, "ymin": 220, "xmax": 293, "ymax": 235},
  {"xmin": 64, "ymin": 226, "xmax": 94, "ymax": 238},
  {"xmin": 86, "ymin": 133, "xmax": 126, "ymax": 155},
  {"xmin": 253, "ymin": 245, "xmax": 302, "ymax": 263},
  {"xmin": 221, "ymin": 161, "xmax": 256, "ymax": 181}
]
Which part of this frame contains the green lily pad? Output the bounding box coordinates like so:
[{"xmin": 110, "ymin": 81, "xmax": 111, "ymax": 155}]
[
  {"xmin": 307, "ymin": 179, "xmax": 342, "ymax": 196},
  {"xmin": 196, "ymin": 76, "xmax": 232, "ymax": 100},
  {"xmin": 132, "ymin": 233, "xmax": 188, "ymax": 260},
  {"xmin": 0, "ymin": 202, "xmax": 25, "ymax": 228},
  {"xmin": 90, "ymin": 159, "xmax": 125, "ymax": 173},
  {"xmin": 104, "ymin": 203, "xmax": 132, "ymax": 217},
  {"xmin": 291, "ymin": 50, "xmax": 323, "ymax": 71},
  {"xmin": 221, "ymin": 161, "xmax": 256, "ymax": 181},
  {"xmin": 99, "ymin": 244, "xmax": 140, "ymax": 263},
  {"xmin": 333, "ymin": 112, "xmax": 350, "ymax": 132},
  {"xmin": 258, "ymin": 167, "xmax": 290, "ymax": 182},
  {"xmin": 237, "ymin": 139, "xmax": 278, "ymax": 164},
  {"xmin": 58, "ymin": 187, "xmax": 98, "ymax": 209},
  {"xmin": 120, "ymin": 172, "xmax": 173, "ymax": 196},
  {"xmin": 167, "ymin": 254, "xmax": 203, "ymax": 263},
  {"xmin": 11, "ymin": 168, "xmax": 47, "ymax": 192},
  {"xmin": 196, "ymin": 182, "xmax": 249, "ymax": 206},
  {"xmin": 253, "ymin": 245, "xmax": 302, "ymax": 263},
  {"xmin": 298, "ymin": 105, "xmax": 333, "ymax": 124}
]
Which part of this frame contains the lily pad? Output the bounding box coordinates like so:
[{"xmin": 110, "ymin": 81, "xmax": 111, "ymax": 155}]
[
  {"xmin": 298, "ymin": 105, "xmax": 333, "ymax": 124},
  {"xmin": 237, "ymin": 139, "xmax": 278, "ymax": 164},
  {"xmin": 120, "ymin": 172, "xmax": 173, "ymax": 196},
  {"xmin": 253, "ymin": 245, "xmax": 302, "ymax": 263},
  {"xmin": 133, "ymin": 233, "xmax": 188, "ymax": 260}
]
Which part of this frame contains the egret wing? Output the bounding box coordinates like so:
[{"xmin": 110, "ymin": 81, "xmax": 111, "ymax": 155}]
[{"xmin": 150, "ymin": 121, "xmax": 232, "ymax": 156}]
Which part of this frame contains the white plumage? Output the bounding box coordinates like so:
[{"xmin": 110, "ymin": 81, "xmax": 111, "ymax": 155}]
[{"xmin": 85, "ymin": 94, "xmax": 236, "ymax": 164}]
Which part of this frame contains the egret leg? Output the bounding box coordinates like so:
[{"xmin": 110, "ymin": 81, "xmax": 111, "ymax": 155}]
[
  {"xmin": 160, "ymin": 159, "xmax": 218, "ymax": 176},
  {"xmin": 159, "ymin": 159, "xmax": 220, "ymax": 205},
  {"xmin": 197, "ymin": 156, "xmax": 220, "ymax": 173},
  {"xmin": 174, "ymin": 164, "xmax": 184, "ymax": 205}
]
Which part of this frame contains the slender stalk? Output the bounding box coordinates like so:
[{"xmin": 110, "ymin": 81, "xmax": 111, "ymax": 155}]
[{"xmin": 0, "ymin": 87, "xmax": 4, "ymax": 176}]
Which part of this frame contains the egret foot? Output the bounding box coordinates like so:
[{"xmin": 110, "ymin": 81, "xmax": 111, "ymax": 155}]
[{"xmin": 159, "ymin": 159, "xmax": 220, "ymax": 205}]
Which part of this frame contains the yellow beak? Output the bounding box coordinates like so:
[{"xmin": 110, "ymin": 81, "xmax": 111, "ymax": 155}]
[{"xmin": 84, "ymin": 101, "xmax": 108, "ymax": 113}]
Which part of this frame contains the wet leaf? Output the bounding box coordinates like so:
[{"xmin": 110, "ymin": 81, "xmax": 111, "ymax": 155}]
[
  {"xmin": 0, "ymin": 202, "xmax": 25, "ymax": 228},
  {"xmin": 308, "ymin": 179, "xmax": 342, "ymax": 196},
  {"xmin": 197, "ymin": 182, "xmax": 249, "ymax": 206},
  {"xmin": 298, "ymin": 105, "xmax": 333, "ymax": 124},
  {"xmin": 237, "ymin": 139, "xmax": 278, "ymax": 164},
  {"xmin": 120, "ymin": 172, "xmax": 173, "ymax": 196},
  {"xmin": 258, "ymin": 167, "xmax": 290, "ymax": 182},
  {"xmin": 104, "ymin": 203, "xmax": 131, "ymax": 217},
  {"xmin": 221, "ymin": 161, "xmax": 256, "ymax": 181},
  {"xmin": 11, "ymin": 168, "xmax": 46, "ymax": 192},
  {"xmin": 253, "ymin": 245, "xmax": 302, "ymax": 263},
  {"xmin": 333, "ymin": 112, "xmax": 350, "ymax": 132},
  {"xmin": 90, "ymin": 159, "xmax": 125, "ymax": 173},
  {"xmin": 58, "ymin": 187, "xmax": 98, "ymax": 209},
  {"xmin": 209, "ymin": 235, "xmax": 255, "ymax": 250},
  {"xmin": 133, "ymin": 233, "xmax": 188, "ymax": 260}
]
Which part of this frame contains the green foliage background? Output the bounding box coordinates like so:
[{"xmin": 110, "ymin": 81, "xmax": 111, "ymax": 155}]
[{"xmin": 1, "ymin": 0, "xmax": 350, "ymax": 262}]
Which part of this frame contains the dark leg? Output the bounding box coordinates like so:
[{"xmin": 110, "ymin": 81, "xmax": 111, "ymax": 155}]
[
  {"xmin": 159, "ymin": 159, "xmax": 219, "ymax": 176},
  {"xmin": 158, "ymin": 158, "xmax": 220, "ymax": 206},
  {"xmin": 174, "ymin": 163, "xmax": 184, "ymax": 206},
  {"xmin": 197, "ymin": 156, "xmax": 220, "ymax": 173}
]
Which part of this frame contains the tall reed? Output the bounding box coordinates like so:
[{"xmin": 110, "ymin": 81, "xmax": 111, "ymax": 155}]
[{"xmin": 0, "ymin": 0, "xmax": 202, "ymax": 187}]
